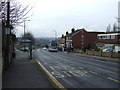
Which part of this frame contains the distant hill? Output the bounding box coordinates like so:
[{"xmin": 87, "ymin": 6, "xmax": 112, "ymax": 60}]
[
  {"xmin": 35, "ymin": 37, "xmax": 55, "ymax": 40},
  {"xmin": 35, "ymin": 37, "xmax": 56, "ymax": 47}
]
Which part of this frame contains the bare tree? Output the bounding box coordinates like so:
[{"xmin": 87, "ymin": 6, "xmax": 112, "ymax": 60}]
[
  {"xmin": 2, "ymin": 0, "xmax": 35, "ymax": 33},
  {"xmin": 21, "ymin": 32, "xmax": 35, "ymax": 45},
  {"xmin": 106, "ymin": 24, "xmax": 111, "ymax": 32},
  {"xmin": 113, "ymin": 23, "xmax": 117, "ymax": 32}
]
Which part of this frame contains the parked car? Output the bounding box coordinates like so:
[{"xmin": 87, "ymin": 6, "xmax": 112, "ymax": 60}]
[
  {"xmin": 102, "ymin": 48, "xmax": 111, "ymax": 52},
  {"xmin": 43, "ymin": 47, "xmax": 47, "ymax": 50},
  {"xmin": 113, "ymin": 50, "xmax": 120, "ymax": 53}
]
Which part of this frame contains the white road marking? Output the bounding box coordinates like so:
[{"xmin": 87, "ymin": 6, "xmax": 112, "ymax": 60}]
[
  {"xmin": 69, "ymin": 71, "xmax": 78, "ymax": 76},
  {"xmin": 107, "ymin": 77, "xmax": 120, "ymax": 83},
  {"xmin": 57, "ymin": 66, "xmax": 61, "ymax": 69},
  {"xmin": 89, "ymin": 71, "xmax": 98, "ymax": 75},
  {"xmin": 79, "ymin": 67, "xmax": 84, "ymax": 70},
  {"xmin": 63, "ymin": 71, "xmax": 72, "ymax": 77},
  {"xmin": 50, "ymin": 66, "xmax": 55, "ymax": 70}
]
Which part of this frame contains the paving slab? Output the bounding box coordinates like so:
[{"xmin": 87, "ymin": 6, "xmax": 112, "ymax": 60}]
[{"xmin": 2, "ymin": 50, "xmax": 54, "ymax": 89}]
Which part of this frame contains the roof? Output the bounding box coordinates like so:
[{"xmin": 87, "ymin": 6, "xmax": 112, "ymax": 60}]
[
  {"xmin": 72, "ymin": 29, "xmax": 105, "ymax": 36},
  {"xmin": 106, "ymin": 31, "xmax": 120, "ymax": 34},
  {"xmin": 66, "ymin": 30, "xmax": 80, "ymax": 37},
  {"xmin": 98, "ymin": 33, "xmax": 120, "ymax": 36},
  {"xmin": 64, "ymin": 28, "xmax": 105, "ymax": 37}
]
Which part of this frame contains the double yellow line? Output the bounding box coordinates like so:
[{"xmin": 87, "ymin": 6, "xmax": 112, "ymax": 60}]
[{"xmin": 36, "ymin": 60, "xmax": 67, "ymax": 90}]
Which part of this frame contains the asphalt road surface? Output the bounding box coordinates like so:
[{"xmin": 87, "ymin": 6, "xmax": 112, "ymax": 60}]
[{"xmin": 33, "ymin": 48, "xmax": 120, "ymax": 88}]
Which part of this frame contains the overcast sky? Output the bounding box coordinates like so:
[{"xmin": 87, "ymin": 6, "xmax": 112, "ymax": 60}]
[{"xmin": 16, "ymin": 0, "xmax": 119, "ymax": 37}]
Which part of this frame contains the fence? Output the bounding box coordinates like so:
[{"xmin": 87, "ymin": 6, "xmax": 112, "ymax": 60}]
[{"xmin": 74, "ymin": 49, "xmax": 120, "ymax": 58}]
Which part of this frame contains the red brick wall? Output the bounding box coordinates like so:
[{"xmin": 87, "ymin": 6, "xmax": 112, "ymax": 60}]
[{"xmin": 72, "ymin": 31, "xmax": 98, "ymax": 49}]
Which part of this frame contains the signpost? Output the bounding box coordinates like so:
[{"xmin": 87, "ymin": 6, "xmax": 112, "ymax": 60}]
[{"xmin": 20, "ymin": 39, "xmax": 32, "ymax": 60}]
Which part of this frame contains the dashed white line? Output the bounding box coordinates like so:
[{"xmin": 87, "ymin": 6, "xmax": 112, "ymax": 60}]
[
  {"xmin": 89, "ymin": 71, "xmax": 98, "ymax": 75},
  {"xmin": 107, "ymin": 77, "xmax": 120, "ymax": 83},
  {"xmin": 79, "ymin": 67, "xmax": 84, "ymax": 70}
]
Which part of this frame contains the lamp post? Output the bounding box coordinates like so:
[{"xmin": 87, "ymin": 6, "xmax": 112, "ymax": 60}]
[
  {"xmin": 23, "ymin": 19, "xmax": 30, "ymax": 50},
  {"xmin": 3, "ymin": 0, "xmax": 12, "ymax": 69},
  {"xmin": 23, "ymin": 20, "xmax": 30, "ymax": 39},
  {"xmin": 6, "ymin": 0, "xmax": 10, "ymax": 34},
  {"xmin": 52, "ymin": 30, "xmax": 57, "ymax": 41}
]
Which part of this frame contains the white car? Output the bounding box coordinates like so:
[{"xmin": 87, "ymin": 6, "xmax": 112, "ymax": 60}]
[
  {"xmin": 102, "ymin": 48, "xmax": 111, "ymax": 52},
  {"xmin": 113, "ymin": 50, "xmax": 120, "ymax": 53},
  {"xmin": 43, "ymin": 47, "xmax": 47, "ymax": 50}
]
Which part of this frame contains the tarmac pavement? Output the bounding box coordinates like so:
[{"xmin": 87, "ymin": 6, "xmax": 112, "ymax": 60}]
[
  {"xmin": 63, "ymin": 51, "xmax": 119, "ymax": 63},
  {"xmin": 73, "ymin": 52, "xmax": 119, "ymax": 63},
  {"xmin": 2, "ymin": 50, "xmax": 55, "ymax": 89}
]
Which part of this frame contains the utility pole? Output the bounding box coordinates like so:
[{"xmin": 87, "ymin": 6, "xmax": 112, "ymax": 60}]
[
  {"xmin": 5, "ymin": 0, "xmax": 11, "ymax": 69},
  {"xmin": 23, "ymin": 19, "xmax": 30, "ymax": 51},
  {"xmin": 53, "ymin": 30, "xmax": 57, "ymax": 41},
  {"xmin": 23, "ymin": 20, "xmax": 25, "ymax": 51},
  {"xmin": 23, "ymin": 20, "xmax": 30, "ymax": 39},
  {"xmin": 6, "ymin": 0, "xmax": 10, "ymax": 30},
  {"xmin": 0, "ymin": 1, "xmax": 2, "ymax": 89}
]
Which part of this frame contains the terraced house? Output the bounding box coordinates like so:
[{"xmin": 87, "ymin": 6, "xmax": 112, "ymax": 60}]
[
  {"xmin": 58, "ymin": 28, "xmax": 105, "ymax": 51},
  {"xmin": 71, "ymin": 28, "xmax": 104, "ymax": 50}
]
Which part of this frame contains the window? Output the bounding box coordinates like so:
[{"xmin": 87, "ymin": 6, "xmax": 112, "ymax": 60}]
[
  {"xmin": 81, "ymin": 42, "xmax": 84, "ymax": 45},
  {"xmin": 102, "ymin": 36, "xmax": 106, "ymax": 39},
  {"xmin": 111, "ymin": 35, "xmax": 115, "ymax": 39},
  {"xmin": 81, "ymin": 35, "xmax": 84, "ymax": 38},
  {"xmin": 107, "ymin": 35, "xmax": 111, "ymax": 39},
  {"xmin": 98, "ymin": 36, "xmax": 102, "ymax": 39},
  {"xmin": 81, "ymin": 35, "xmax": 84, "ymax": 41}
]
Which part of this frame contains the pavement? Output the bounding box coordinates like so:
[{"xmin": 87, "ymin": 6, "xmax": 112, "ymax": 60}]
[
  {"xmin": 73, "ymin": 53, "xmax": 120, "ymax": 63},
  {"xmin": 2, "ymin": 50, "xmax": 55, "ymax": 89},
  {"xmin": 64, "ymin": 51, "xmax": 119, "ymax": 63}
]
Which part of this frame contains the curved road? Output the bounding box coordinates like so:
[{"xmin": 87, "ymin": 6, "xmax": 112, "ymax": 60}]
[{"xmin": 33, "ymin": 48, "xmax": 120, "ymax": 88}]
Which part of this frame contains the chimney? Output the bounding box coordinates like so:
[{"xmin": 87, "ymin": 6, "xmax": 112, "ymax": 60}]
[
  {"xmin": 66, "ymin": 31, "xmax": 68, "ymax": 35},
  {"xmin": 62, "ymin": 34, "xmax": 64, "ymax": 38},
  {"xmin": 82, "ymin": 28, "xmax": 85, "ymax": 30},
  {"xmin": 71, "ymin": 28, "xmax": 75, "ymax": 33}
]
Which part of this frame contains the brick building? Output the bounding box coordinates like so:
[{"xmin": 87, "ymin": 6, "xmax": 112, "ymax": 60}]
[
  {"xmin": 57, "ymin": 28, "xmax": 79, "ymax": 51},
  {"xmin": 58, "ymin": 28, "xmax": 104, "ymax": 51},
  {"xmin": 71, "ymin": 28, "xmax": 104, "ymax": 50},
  {"xmin": 97, "ymin": 31, "xmax": 120, "ymax": 51},
  {"xmin": 57, "ymin": 34, "xmax": 65, "ymax": 51}
]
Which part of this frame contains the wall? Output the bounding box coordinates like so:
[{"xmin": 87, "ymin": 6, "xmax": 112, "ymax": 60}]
[
  {"xmin": 72, "ymin": 31, "xmax": 98, "ymax": 49},
  {"xmin": 74, "ymin": 49, "xmax": 120, "ymax": 59}
]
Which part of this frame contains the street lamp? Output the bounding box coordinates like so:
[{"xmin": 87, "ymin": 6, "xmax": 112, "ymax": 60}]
[
  {"xmin": 52, "ymin": 30, "xmax": 57, "ymax": 41},
  {"xmin": 6, "ymin": 0, "xmax": 10, "ymax": 35},
  {"xmin": 23, "ymin": 19, "xmax": 30, "ymax": 50},
  {"xmin": 23, "ymin": 19, "xmax": 30, "ymax": 39}
]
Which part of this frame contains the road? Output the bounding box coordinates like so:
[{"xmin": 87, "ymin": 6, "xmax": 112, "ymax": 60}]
[{"xmin": 33, "ymin": 48, "xmax": 120, "ymax": 88}]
